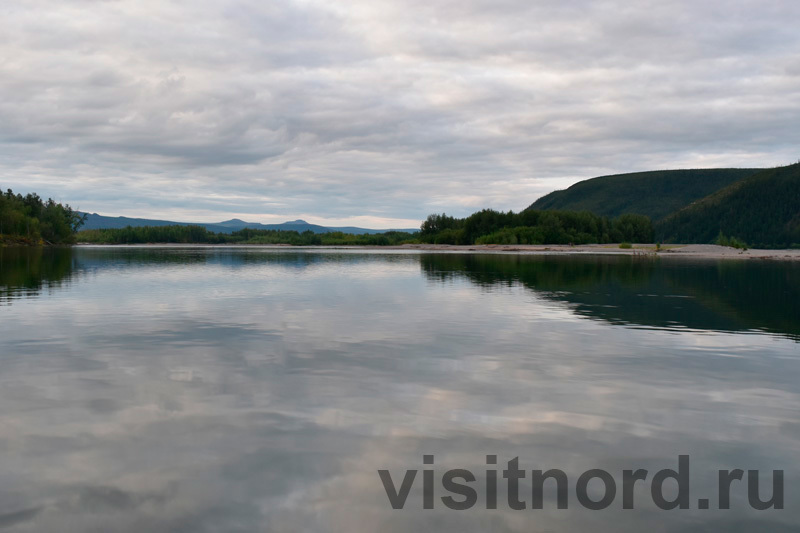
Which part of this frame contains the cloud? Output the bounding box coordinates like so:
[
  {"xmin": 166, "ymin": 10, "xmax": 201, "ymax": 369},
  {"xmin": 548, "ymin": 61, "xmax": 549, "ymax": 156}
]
[{"xmin": 1, "ymin": 0, "xmax": 799, "ymax": 225}]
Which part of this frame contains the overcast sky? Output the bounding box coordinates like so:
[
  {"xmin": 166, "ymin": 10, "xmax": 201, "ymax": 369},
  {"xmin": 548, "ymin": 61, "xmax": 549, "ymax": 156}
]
[{"xmin": 1, "ymin": 0, "xmax": 799, "ymax": 227}]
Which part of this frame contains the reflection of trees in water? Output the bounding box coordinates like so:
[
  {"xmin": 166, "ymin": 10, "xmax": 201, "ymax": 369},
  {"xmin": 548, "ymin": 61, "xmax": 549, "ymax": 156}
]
[
  {"xmin": 420, "ymin": 254, "xmax": 800, "ymax": 340},
  {"xmin": 4, "ymin": 248, "xmax": 797, "ymax": 340},
  {"xmin": 0, "ymin": 247, "xmax": 78, "ymax": 304},
  {"xmin": 0, "ymin": 247, "xmax": 411, "ymax": 304},
  {"xmin": 71, "ymin": 248, "xmax": 392, "ymax": 270}
]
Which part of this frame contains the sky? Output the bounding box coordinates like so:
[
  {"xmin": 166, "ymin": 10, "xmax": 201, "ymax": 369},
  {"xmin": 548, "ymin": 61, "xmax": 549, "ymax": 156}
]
[{"xmin": 1, "ymin": 0, "xmax": 799, "ymax": 228}]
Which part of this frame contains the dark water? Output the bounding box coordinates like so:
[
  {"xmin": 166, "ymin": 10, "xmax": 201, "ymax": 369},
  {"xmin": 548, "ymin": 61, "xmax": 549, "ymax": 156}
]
[{"xmin": 1, "ymin": 246, "xmax": 798, "ymax": 532}]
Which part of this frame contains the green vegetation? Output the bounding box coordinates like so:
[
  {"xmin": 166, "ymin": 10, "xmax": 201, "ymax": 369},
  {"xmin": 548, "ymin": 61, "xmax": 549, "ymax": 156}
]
[
  {"xmin": 12, "ymin": 160, "xmax": 799, "ymax": 249},
  {"xmin": 420, "ymin": 209, "xmax": 653, "ymax": 245},
  {"xmin": 78, "ymin": 209, "xmax": 653, "ymax": 247},
  {"xmin": 715, "ymin": 231, "xmax": 748, "ymax": 250},
  {"xmin": 79, "ymin": 225, "xmax": 227, "ymax": 244},
  {"xmin": 655, "ymin": 162, "xmax": 800, "ymax": 248},
  {"xmin": 78, "ymin": 225, "xmax": 418, "ymax": 245},
  {"xmin": 526, "ymin": 162, "xmax": 800, "ymax": 249},
  {"xmin": 0, "ymin": 188, "xmax": 86, "ymax": 245},
  {"xmin": 619, "ymin": 242, "xmax": 632, "ymax": 249},
  {"xmin": 527, "ymin": 168, "xmax": 760, "ymax": 221}
]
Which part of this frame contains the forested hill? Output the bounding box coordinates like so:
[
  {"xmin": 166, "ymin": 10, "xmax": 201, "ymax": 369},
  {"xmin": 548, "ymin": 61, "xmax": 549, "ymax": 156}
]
[
  {"xmin": 655, "ymin": 162, "xmax": 800, "ymax": 249},
  {"xmin": 527, "ymin": 168, "xmax": 761, "ymax": 221}
]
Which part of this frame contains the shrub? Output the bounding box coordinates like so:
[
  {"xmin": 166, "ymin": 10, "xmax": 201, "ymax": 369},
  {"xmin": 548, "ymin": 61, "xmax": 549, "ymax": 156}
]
[
  {"xmin": 716, "ymin": 231, "xmax": 747, "ymax": 250},
  {"xmin": 728, "ymin": 237, "xmax": 748, "ymax": 250}
]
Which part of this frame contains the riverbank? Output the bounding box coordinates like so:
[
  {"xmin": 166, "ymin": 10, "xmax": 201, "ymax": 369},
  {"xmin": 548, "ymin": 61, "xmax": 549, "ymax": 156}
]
[
  {"xmin": 74, "ymin": 242, "xmax": 800, "ymax": 260},
  {"xmin": 398, "ymin": 243, "xmax": 800, "ymax": 260},
  {"xmin": 0, "ymin": 236, "xmax": 43, "ymax": 246}
]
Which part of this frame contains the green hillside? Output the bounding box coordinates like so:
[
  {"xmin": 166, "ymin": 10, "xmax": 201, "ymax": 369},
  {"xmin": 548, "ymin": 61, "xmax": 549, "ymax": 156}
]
[
  {"xmin": 655, "ymin": 162, "xmax": 800, "ymax": 248},
  {"xmin": 527, "ymin": 168, "xmax": 760, "ymax": 220}
]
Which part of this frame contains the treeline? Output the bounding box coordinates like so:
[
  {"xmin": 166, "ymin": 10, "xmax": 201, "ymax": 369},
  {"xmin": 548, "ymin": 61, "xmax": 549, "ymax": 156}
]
[
  {"xmin": 79, "ymin": 209, "xmax": 655, "ymax": 246},
  {"xmin": 78, "ymin": 225, "xmax": 418, "ymax": 246},
  {"xmin": 79, "ymin": 225, "xmax": 227, "ymax": 244},
  {"xmin": 0, "ymin": 189, "xmax": 86, "ymax": 244},
  {"xmin": 420, "ymin": 209, "xmax": 654, "ymax": 245}
]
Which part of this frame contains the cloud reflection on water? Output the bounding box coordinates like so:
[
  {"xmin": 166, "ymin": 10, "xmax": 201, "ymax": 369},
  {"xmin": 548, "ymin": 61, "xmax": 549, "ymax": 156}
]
[{"xmin": 0, "ymin": 248, "xmax": 798, "ymax": 531}]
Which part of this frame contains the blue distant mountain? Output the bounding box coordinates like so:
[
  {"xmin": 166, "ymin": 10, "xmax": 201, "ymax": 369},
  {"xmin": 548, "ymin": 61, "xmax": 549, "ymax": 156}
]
[{"xmin": 79, "ymin": 213, "xmax": 419, "ymax": 235}]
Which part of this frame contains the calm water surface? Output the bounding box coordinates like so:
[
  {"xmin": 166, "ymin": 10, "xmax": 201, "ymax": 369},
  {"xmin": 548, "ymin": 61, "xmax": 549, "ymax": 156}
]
[{"xmin": 1, "ymin": 246, "xmax": 798, "ymax": 532}]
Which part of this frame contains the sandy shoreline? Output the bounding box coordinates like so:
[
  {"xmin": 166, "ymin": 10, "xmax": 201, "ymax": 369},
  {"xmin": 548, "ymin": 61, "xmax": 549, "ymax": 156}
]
[
  {"xmin": 385, "ymin": 243, "xmax": 800, "ymax": 260},
  {"xmin": 74, "ymin": 242, "xmax": 800, "ymax": 260},
  {"xmin": 395, "ymin": 243, "xmax": 800, "ymax": 260}
]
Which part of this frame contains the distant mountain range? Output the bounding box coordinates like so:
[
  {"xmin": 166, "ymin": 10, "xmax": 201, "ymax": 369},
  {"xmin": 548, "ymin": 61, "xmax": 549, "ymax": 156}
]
[
  {"xmin": 79, "ymin": 213, "xmax": 419, "ymax": 235},
  {"xmin": 78, "ymin": 160, "xmax": 800, "ymax": 247},
  {"xmin": 526, "ymin": 163, "xmax": 800, "ymax": 248}
]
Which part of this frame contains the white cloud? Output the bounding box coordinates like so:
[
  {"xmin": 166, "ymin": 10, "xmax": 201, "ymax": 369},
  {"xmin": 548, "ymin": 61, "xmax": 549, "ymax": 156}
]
[{"xmin": 1, "ymin": 0, "xmax": 799, "ymax": 225}]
